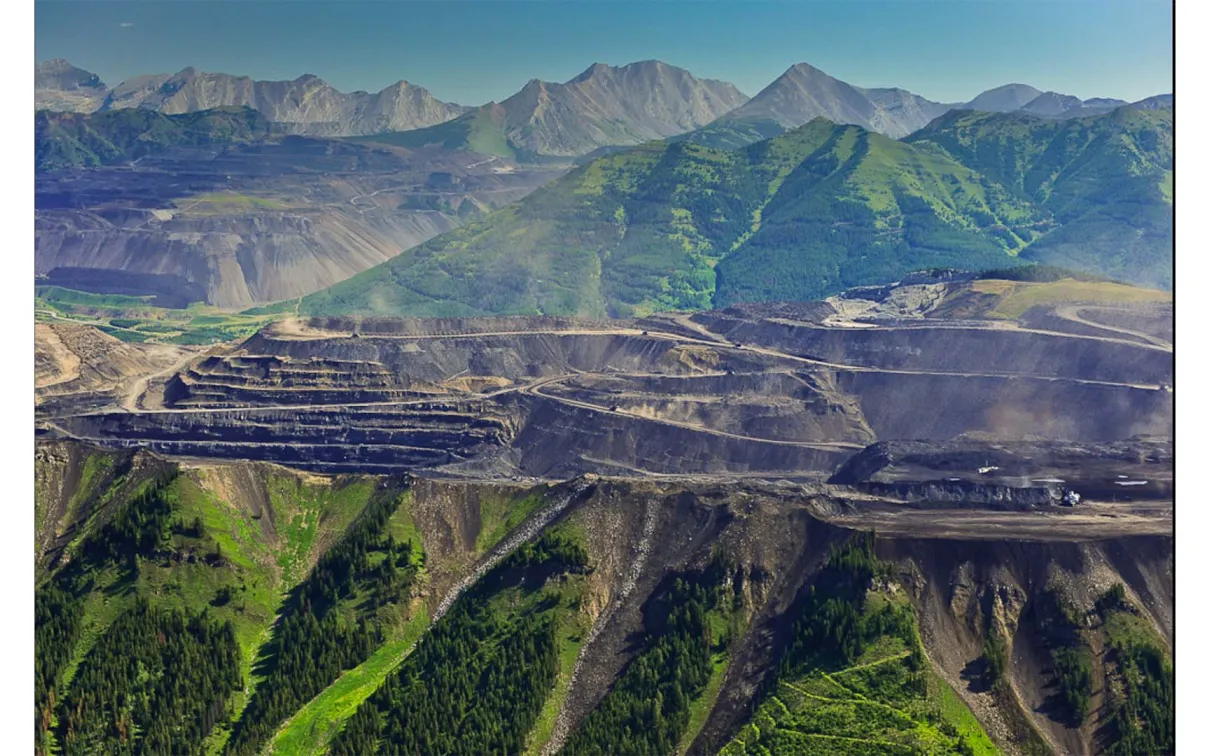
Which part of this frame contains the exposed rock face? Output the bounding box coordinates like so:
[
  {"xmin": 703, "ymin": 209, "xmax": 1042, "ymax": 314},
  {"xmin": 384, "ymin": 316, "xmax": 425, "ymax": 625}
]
[
  {"xmin": 35, "ymin": 59, "xmax": 748, "ymax": 153},
  {"xmin": 711, "ymin": 63, "xmax": 952, "ymax": 138},
  {"xmin": 963, "ymin": 83, "xmax": 1046, "ymax": 113},
  {"xmin": 497, "ymin": 60, "xmax": 750, "ymax": 156},
  {"xmin": 37, "ymin": 62, "xmax": 469, "ymax": 135},
  {"xmin": 109, "ymin": 68, "xmax": 468, "ymax": 135},
  {"xmin": 35, "ymin": 58, "xmax": 105, "ymax": 92},
  {"xmin": 955, "ymin": 85, "xmax": 1137, "ymax": 122},
  {"xmin": 1015, "ymin": 91, "xmax": 1131, "ymax": 120},
  {"xmin": 35, "ymin": 59, "xmax": 108, "ymax": 112},
  {"xmin": 100, "ymin": 74, "xmax": 174, "ymax": 110},
  {"xmin": 1019, "ymin": 91, "xmax": 1086, "ymax": 117},
  {"xmin": 861, "ymin": 86, "xmax": 955, "ymax": 132}
]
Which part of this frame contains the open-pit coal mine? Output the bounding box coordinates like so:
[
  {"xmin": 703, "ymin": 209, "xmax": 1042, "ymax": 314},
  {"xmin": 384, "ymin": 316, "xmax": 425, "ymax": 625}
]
[{"xmin": 34, "ymin": 281, "xmax": 1173, "ymax": 755}]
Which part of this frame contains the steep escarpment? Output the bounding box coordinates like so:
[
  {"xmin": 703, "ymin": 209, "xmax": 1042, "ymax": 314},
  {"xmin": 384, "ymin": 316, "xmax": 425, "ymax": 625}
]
[{"xmin": 877, "ymin": 536, "xmax": 1173, "ymax": 755}]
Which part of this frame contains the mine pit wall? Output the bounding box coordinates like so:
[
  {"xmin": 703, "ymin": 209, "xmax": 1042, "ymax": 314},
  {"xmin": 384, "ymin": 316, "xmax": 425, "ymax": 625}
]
[
  {"xmin": 545, "ymin": 371, "xmax": 876, "ymax": 446},
  {"xmin": 841, "ymin": 371, "xmax": 1173, "ymax": 442},
  {"xmin": 849, "ymin": 481, "xmax": 1060, "ymax": 508},
  {"xmin": 1019, "ymin": 307, "xmax": 1152, "ymax": 346},
  {"xmin": 696, "ymin": 314, "xmax": 1173, "ymax": 386},
  {"xmin": 508, "ymin": 394, "xmax": 852, "ymax": 477},
  {"xmin": 1075, "ymin": 306, "xmax": 1173, "ymax": 343},
  {"xmin": 242, "ymin": 329, "xmax": 714, "ymax": 384},
  {"xmin": 52, "ymin": 403, "xmax": 515, "ymax": 473},
  {"xmin": 305, "ymin": 315, "xmax": 635, "ymax": 337}
]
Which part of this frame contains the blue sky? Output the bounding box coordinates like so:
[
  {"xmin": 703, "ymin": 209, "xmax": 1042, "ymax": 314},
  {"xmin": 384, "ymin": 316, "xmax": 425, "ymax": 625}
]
[{"xmin": 35, "ymin": 1, "xmax": 1173, "ymax": 105}]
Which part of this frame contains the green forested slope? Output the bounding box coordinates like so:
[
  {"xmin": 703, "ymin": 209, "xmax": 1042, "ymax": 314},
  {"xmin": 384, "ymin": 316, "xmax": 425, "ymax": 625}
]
[
  {"xmin": 225, "ymin": 487, "xmax": 422, "ymax": 755},
  {"xmin": 905, "ymin": 107, "xmax": 1173, "ymax": 288},
  {"xmin": 561, "ymin": 554, "xmax": 742, "ymax": 756},
  {"xmin": 299, "ymin": 106, "xmax": 1170, "ymax": 318},
  {"xmin": 712, "ymin": 121, "xmax": 1038, "ymax": 305},
  {"xmin": 32, "ymin": 450, "xmax": 396, "ymax": 756},
  {"xmin": 300, "ymin": 118, "xmax": 1040, "ymax": 318},
  {"xmin": 330, "ymin": 530, "xmax": 591, "ymax": 754},
  {"xmin": 33, "ymin": 446, "xmax": 1173, "ymax": 756},
  {"xmin": 35, "ymin": 107, "xmax": 277, "ymax": 171}
]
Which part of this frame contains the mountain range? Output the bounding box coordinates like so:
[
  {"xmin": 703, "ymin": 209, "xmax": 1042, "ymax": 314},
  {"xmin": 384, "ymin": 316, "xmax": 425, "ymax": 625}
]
[
  {"xmin": 297, "ymin": 103, "xmax": 1172, "ymax": 319},
  {"xmin": 35, "ymin": 59, "xmax": 747, "ymax": 156},
  {"xmin": 37, "ymin": 58, "xmax": 1168, "ymax": 158},
  {"xmin": 36, "ymin": 59, "xmax": 468, "ymax": 136}
]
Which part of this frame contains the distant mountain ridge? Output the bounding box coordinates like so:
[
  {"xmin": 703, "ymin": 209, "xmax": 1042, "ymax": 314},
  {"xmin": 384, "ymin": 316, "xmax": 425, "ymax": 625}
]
[
  {"xmin": 35, "ymin": 63, "xmax": 469, "ymax": 136},
  {"xmin": 36, "ymin": 59, "xmax": 747, "ymax": 155},
  {"xmin": 35, "ymin": 58, "xmax": 1170, "ymax": 157},
  {"xmin": 705, "ymin": 63, "xmax": 954, "ymax": 140},
  {"xmin": 691, "ymin": 63, "xmax": 1167, "ymax": 149},
  {"xmin": 495, "ymin": 60, "xmax": 750, "ymax": 156},
  {"xmin": 354, "ymin": 61, "xmax": 749, "ymax": 158}
]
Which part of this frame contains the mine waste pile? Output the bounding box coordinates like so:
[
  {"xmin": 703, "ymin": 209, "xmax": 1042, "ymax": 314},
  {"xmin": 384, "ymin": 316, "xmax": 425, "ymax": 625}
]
[{"xmin": 34, "ymin": 278, "xmax": 1173, "ymax": 755}]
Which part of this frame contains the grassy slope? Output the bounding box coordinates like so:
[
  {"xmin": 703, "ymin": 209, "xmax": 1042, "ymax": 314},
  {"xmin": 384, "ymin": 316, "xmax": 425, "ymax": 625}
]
[
  {"xmin": 295, "ymin": 106, "xmax": 1170, "ymax": 319},
  {"xmin": 300, "ymin": 119, "xmax": 1037, "ymax": 319},
  {"xmin": 352, "ymin": 105, "xmax": 517, "ymax": 159},
  {"xmin": 477, "ymin": 489, "xmax": 548, "ymax": 552},
  {"xmin": 677, "ymin": 642, "xmax": 735, "ymax": 754},
  {"xmin": 35, "ymin": 285, "xmax": 285, "ymax": 345},
  {"xmin": 721, "ymin": 589, "xmax": 999, "ymax": 756},
  {"xmin": 523, "ymin": 601, "xmax": 592, "ymax": 756},
  {"xmin": 330, "ymin": 522, "xmax": 592, "ymax": 754},
  {"xmin": 264, "ymin": 487, "xmax": 552, "ymax": 753},
  {"xmin": 973, "ymin": 279, "xmax": 1172, "ymax": 320},
  {"xmin": 35, "ymin": 458, "xmax": 382, "ymax": 755},
  {"xmin": 713, "ymin": 122, "xmax": 1036, "ymax": 305},
  {"xmin": 266, "ymin": 492, "xmax": 431, "ymax": 754},
  {"xmin": 677, "ymin": 116, "xmax": 788, "ymax": 151},
  {"xmin": 194, "ymin": 471, "xmax": 381, "ymax": 753},
  {"xmin": 266, "ymin": 610, "xmax": 432, "ymax": 755},
  {"xmin": 906, "ymin": 107, "xmax": 1173, "ymax": 289},
  {"xmin": 36, "ymin": 106, "xmax": 276, "ymax": 171}
]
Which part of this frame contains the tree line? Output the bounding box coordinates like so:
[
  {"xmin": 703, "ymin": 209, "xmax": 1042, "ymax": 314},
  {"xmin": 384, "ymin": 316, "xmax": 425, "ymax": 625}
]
[
  {"xmin": 225, "ymin": 487, "xmax": 420, "ymax": 755},
  {"xmin": 331, "ymin": 531, "xmax": 590, "ymax": 755},
  {"xmin": 57, "ymin": 599, "xmax": 241, "ymax": 755},
  {"xmin": 560, "ymin": 551, "xmax": 740, "ymax": 756},
  {"xmin": 35, "ymin": 471, "xmax": 179, "ymax": 755}
]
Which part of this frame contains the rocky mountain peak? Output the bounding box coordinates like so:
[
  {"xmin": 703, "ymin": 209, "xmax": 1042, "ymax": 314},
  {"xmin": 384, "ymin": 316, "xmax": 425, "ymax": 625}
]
[{"xmin": 35, "ymin": 59, "xmax": 106, "ymax": 91}]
